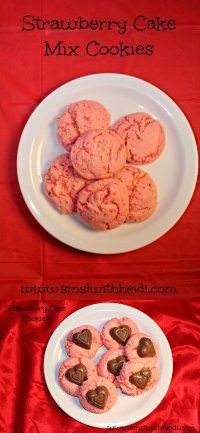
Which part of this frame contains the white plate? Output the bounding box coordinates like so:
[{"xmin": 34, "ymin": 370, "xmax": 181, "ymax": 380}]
[
  {"xmin": 17, "ymin": 73, "xmax": 198, "ymax": 254},
  {"xmin": 44, "ymin": 302, "xmax": 173, "ymax": 428}
]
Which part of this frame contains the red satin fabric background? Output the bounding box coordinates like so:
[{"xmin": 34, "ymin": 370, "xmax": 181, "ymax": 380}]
[
  {"xmin": 0, "ymin": 0, "xmax": 200, "ymax": 297},
  {"xmin": 0, "ymin": 1, "xmax": 200, "ymax": 432},
  {"xmin": 0, "ymin": 300, "xmax": 199, "ymax": 433}
]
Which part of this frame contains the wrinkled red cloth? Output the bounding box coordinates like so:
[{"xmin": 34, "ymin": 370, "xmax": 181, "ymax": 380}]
[
  {"xmin": 0, "ymin": 0, "xmax": 200, "ymax": 297},
  {"xmin": 0, "ymin": 300, "xmax": 199, "ymax": 433}
]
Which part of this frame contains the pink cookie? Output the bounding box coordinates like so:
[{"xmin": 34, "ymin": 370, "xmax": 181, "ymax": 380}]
[
  {"xmin": 57, "ymin": 100, "xmax": 110, "ymax": 151},
  {"xmin": 59, "ymin": 356, "xmax": 97, "ymax": 397},
  {"xmin": 77, "ymin": 178, "xmax": 129, "ymax": 230},
  {"xmin": 125, "ymin": 333, "xmax": 158, "ymax": 366},
  {"xmin": 118, "ymin": 361, "xmax": 159, "ymax": 396},
  {"xmin": 70, "ymin": 129, "xmax": 126, "ymax": 180},
  {"xmin": 102, "ymin": 317, "xmax": 140, "ymax": 350},
  {"xmin": 97, "ymin": 348, "xmax": 127, "ymax": 388},
  {"xmin": 116, "ymin": 166, "xmax": 157, "ymax": 222},
  {"xmin": 44, "ymin": 154, "xmax": 86, "ymax": 214},
  {"xmin": 65, "ymin": 325, "xmax": 102, "ymax": 358},
  {"xmin": 113, "ymin": 112, "xmax": 165, "ymax": 164},
  {"xmin": 79, "ymin": 376, "xmax": 118, "ymax": 413}
]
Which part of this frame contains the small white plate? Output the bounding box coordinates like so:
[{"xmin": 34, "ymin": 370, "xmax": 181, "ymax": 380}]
[
  {"xmin": 17, "ymin": 73, "xmax": 198, "ymax": 253},
  {"xmin": 44, "ymin": 302, "xmax": 173, "ymax": 428}
]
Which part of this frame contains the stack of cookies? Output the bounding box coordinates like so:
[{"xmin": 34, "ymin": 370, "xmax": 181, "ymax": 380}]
[
  {"xmin": 58, "ymin": 317, "xmax": 159, "ymax": 413},
  {"xmin": 44, "ymin": 100, "xmax": 165, "ymax": 230}
]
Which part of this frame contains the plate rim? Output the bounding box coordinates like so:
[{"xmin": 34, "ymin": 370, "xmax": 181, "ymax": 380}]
[
  {"xmin": 43, "ymin": 302, "xmax": 173, "ymax": 428},
  {"xmin": 17, "ymin": 73, "xmax": 198, "ymax": 254}
]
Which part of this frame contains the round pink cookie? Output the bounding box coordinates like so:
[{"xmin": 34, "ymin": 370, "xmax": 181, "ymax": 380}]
[
  {"xmin": 44, "ymin": 154, "xmax": 86, "ymax": 214},
  {"xmin": 118, "ymin": 361, "xmax": 159, "ymax": 396},
  {"xmin": 79, "ymin": 376, "xmax": 118, "ymax": 413},
  {"xmin": 58, "ymin": 356, "xmax": 97, "ymax": 397},
  {"xmin": 77, "ymin": 178, "xmax": 129, "ymax": 230},
  {"xmin": 113, "ymin": 112, "xmax": 165, "ymax": 164},
  {"xmin": 57, "ymin": 100, "xmax": 110, "ymax": 151},
  {"xmin": 65, "ymin": 325, "xmax": 102, "ymax": 359},
  {"xmin": 116, "ymin": 166, "xmax": 157, "ymax": 222},
  {"xmin": 125, "ymin": 333, "xmax": 158, "ymax": 366},
  {"xmin": 70, "ymin": 129, "xmax": 126, "ymax": 180},
  {"xmin": 97, "ymin": 348, "xmax": 127, "ymax": 387},
  {"xmin": 102, "ymin": 317, "xmax": 140, "ymax": 350}
]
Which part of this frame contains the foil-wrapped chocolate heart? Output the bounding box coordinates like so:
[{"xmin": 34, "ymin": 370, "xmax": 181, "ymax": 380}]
[
  {"xmin": 65, "ymin": 363, "xmax": 87, "ymax": 385},
  {"xmin": 137, "ymin": 337, "xmax": 156, "ymax": 357},
  {"xmin": 72, "ymin": 329, "xmax": 92, "ymax": 349},
  {"xmin": 129, "ymin": 368, "xmax": 152, "ymax": 389},
  {"xmin": 110, "ymin": 325, "xmax": 131, "ymax": 345},
  {"xmin": 86, "ymin": 386, "xmax": 109, "ymax": 409},
  {"xmin": 107, "ymin": 356, "xmax": 127, "ymax": 376}
]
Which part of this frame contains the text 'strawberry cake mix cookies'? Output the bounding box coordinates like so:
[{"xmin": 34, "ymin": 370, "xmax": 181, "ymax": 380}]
[
  {"xmin": 65, "ymin": 325, "xmax": 102, "ymax": 358},
  {"xmin": 116, "ymin": 166, "xmax": 157, "ymax": 222},
  {"xmin": 77, "ymin": 178, "xmax": 129, "ymax": 230},
  {"xmin": 118, "ymin": 361, "xmax": 159, "ymax": 396},
  {"xmin": 70, "ymin": 129, "xmax": 126, "ymax": 180},
  {"xmin": 113, "ymin": 112, "xmax": 165, "ymax": 164},
  {"xmin": 97, "ymin": 348, "xmax": 127, "ymax": 387},
  {"xmin": 57, "ymin": 100, "xmax": 110, "ymax": 151},
  {"xmin": 59, "ymin": 357, "xmax": 97, "ymax": 396},
  {"xmin": 79, "ymin": 376, "xmax": 118, "ymax": 413},
  {"xmin": 44, "ymin": 154, "xmax": 86, "ymax": 214},
  {"xmin": 125, "ymin": 333, "xmax": 158, "ymax": 366},
  {"xmin": 102, "ymin": 317, "xmax": 140, "ymax": 349}
]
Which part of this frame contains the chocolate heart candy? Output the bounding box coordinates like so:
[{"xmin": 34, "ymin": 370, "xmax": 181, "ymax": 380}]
[
  {"xmin": 72, "ymin": 329, "xmax": 92, "ymax": 349},
  {"xmin": 65, "ymin": 363, "xmax": 87, "ymax": 386},
  {"xmin": 107, "ymin": 356, "xmax": 127, "ymax": 376},
  {"xmin": 86, "ymin": 386, "xmax": 109, "ymax": 409},
  {"xmin": 129, "ymin": 368, "xmax": 152, "ymax": 390},
  {"xmin": 137, "ymin": 337, "xmax": 156, "ymax": 358},
  {"xmin": 110, "ymin": 325, "xmax": 131, "ymax": 345}
]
